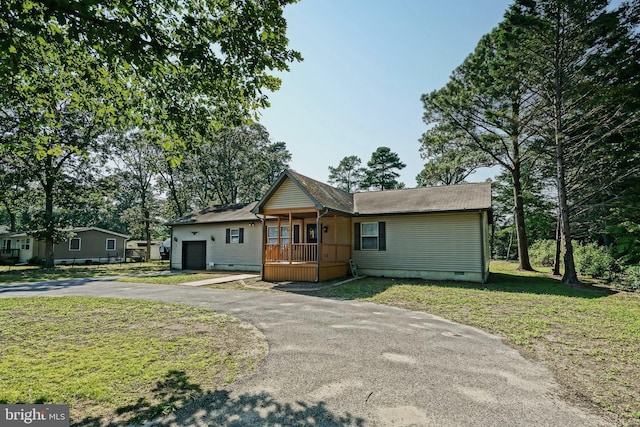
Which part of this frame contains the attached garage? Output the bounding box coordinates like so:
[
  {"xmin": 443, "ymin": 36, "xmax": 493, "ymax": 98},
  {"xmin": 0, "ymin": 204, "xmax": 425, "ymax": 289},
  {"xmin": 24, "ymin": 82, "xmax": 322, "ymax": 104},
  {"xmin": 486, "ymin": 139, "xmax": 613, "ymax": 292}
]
[{"xmin": 182, "ymin": 241, "xmax": 206, "ymax": 270}]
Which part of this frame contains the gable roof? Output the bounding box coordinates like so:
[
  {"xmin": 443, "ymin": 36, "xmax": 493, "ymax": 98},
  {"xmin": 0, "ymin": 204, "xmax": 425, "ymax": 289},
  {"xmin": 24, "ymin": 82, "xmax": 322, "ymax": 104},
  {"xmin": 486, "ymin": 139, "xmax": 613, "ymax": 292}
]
[
  {"xmin": 353, "ymin": 182, "xmax": 492, "ymax": 215},
  {"xmin": 252, "ymin": 170, "xmax": 354, "ymax": 214},
  {"xmin": 69, "ymin": 227, "xmax": 130, "ymax": 238},
  {"xmin": 167, "ymin": 202, "xmax": 259, "ymax": 226},
  {"xmin": 0, "ymin": 227, "xmax": 129, "ymax": 239},
  {"xmin": 165, "ymin": 171, "xmax": 492, "ymax": 226}
]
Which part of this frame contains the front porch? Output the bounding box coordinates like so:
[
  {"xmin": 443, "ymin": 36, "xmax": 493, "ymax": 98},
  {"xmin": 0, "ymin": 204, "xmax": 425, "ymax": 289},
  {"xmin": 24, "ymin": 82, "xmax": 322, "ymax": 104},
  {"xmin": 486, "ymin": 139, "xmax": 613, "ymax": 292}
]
[{"xmin": 260, "ymin": 209, "xmax": 352, "ymax": 282}]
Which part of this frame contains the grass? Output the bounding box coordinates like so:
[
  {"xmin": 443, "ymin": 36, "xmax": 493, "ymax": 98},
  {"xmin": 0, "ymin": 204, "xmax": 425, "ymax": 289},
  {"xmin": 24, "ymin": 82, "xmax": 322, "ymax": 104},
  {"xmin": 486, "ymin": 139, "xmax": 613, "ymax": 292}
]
[
  {"xmin": 116, "ymin": 272, "xmax": 230, "ymax": 285},
  {"xmin": 0, "ymin": 261, "xmax": 170, "ymax": 284},
  {"xmin": 311, "ymin": 261, "xmax": 640, "ymax": 425},
  {"xmin": 0, "ymin": 297, "xmax": 267, "ymax": 426}
]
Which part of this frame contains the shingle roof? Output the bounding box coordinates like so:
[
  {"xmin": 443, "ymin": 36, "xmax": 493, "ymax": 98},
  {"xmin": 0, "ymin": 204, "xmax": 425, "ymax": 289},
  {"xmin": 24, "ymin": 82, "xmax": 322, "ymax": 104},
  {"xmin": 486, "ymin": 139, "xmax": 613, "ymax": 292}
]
[
  {"xmin": 353, "ymin": 182, "xmax": 492, "ymax": 215},
  {"xmin": 167, "ymin": 202, "xmax": 259, "ymax": 226},
  {"xmin": 286, "ymin": 170, "xmax": 354, "ymax": 214},
  {"xmin": 166, "ymin": 172, "xmax": 491, "ymax": 226}
]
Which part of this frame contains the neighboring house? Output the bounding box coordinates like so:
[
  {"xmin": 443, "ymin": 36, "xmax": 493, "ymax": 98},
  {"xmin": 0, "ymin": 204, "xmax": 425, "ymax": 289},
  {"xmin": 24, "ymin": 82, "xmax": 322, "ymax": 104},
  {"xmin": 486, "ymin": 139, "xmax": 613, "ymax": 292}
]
[
  {"xmin": 0, "ymin": 227, "xmax": 128, "ymax": 265},
  {"xmin": 168, "ymin": 170, "xmax": 492, "ymax": 283},
  {"xmin": 126, "ymin": 240, "xmax": 163, "ymax": 261}
]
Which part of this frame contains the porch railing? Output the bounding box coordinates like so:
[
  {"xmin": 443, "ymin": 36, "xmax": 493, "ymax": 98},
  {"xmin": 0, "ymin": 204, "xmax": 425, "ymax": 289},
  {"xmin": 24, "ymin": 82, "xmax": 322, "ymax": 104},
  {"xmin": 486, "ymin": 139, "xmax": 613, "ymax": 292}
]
[
  {"xmin": 264, "ymin": 243, "xmax": 351, "ymax": 263},
  {"xmin": 265, "ymin": 243, "xmax": 317, "ymax": 263}
]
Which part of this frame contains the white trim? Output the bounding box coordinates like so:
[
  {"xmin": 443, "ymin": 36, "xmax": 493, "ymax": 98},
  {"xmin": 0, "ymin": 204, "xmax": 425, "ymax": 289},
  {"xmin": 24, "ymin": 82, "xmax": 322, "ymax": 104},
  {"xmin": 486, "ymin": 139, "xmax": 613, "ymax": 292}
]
[
  {"xmin": 106, "ymin": 238, "xmax": 116, "ymax": 251},
  {"xmin": 230, "ymin": 228, "xmax": 240, "ymax": 244},
  {"xmin": 69, "ymin": 237, "xmax": 81, "ymax": 251},
  {"xmin": 361, "ymin": 222, "xmax": 379, "ymax": 250}
]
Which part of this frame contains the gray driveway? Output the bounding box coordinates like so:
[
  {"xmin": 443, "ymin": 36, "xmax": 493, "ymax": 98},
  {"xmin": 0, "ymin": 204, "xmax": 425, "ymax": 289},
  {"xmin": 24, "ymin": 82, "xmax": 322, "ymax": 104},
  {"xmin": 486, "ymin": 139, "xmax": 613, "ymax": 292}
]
[{"xmin": 0, "ymin": 280, "xmax": 611, "ymax": 426}]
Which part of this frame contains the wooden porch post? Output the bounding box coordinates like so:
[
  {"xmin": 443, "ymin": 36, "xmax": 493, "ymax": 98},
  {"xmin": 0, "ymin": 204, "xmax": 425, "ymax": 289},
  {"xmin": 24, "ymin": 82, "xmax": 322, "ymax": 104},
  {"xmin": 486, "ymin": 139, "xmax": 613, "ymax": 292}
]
[
  {"xmin": 333, "ymin": 215, "xmax": 338, "ymax": 261},
  {"xmin": 288, "ymin": 212, "xmax": 293, "ymax": 264}
]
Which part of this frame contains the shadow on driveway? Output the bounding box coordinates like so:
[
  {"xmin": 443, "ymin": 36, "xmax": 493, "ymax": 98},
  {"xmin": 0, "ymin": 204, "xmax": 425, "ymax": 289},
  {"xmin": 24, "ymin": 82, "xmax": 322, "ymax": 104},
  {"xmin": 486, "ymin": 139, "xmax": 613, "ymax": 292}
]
[{"xmin": 75, "ymin": 370, "xmax": 365, "ymax": 427}]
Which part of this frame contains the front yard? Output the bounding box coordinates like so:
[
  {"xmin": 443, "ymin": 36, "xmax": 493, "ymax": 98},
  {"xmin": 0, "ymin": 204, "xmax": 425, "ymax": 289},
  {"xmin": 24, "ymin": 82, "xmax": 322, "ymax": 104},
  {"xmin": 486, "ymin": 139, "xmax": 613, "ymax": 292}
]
[
  {"xmin": 0, "ymin": 297, "xmax": 266, "ymax": 425},
  {"xmin": 311, "ymin": 261, "xmax": 640, "ymax": 425}
]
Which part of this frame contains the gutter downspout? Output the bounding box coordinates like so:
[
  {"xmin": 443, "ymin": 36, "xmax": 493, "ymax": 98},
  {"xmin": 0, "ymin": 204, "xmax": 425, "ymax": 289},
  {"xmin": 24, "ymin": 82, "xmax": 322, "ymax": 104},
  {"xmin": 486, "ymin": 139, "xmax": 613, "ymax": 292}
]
[
  {"xmin": 316, "ymin": 209, "xmax": 329, "ymax": 282},
  {"xmin": 168, "ymin": 228, "xmax": 173, "ymax": 270},
  {"xmin": 479, "ymin": 210, "xmax": 486, "ymax": 284}
]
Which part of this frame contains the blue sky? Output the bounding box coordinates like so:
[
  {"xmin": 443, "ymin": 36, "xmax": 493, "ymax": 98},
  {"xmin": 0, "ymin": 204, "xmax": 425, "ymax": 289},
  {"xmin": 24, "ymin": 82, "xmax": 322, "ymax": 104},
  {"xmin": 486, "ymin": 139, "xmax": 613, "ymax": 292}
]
[{"xmin": 259, "ymin": 0, "xmax": 513, "ymax": 187}]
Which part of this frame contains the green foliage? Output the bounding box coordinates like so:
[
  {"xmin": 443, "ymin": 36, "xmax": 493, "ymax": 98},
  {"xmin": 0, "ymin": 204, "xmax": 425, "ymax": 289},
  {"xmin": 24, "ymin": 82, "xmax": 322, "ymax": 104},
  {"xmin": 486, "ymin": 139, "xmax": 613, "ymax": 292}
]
[
  {"xmin": 620, "ymin": 265, "xmax": 640, "ymax": 292},
  {"xmin": 417, "ymin": 125, "xmax": 491, "ymax": 187},
  {"xmin": 528, "ymin": 240, "xmax": 556, "ymax": 267},
  {"xmin": 328, "ymin": 155, "xmax": 366, "ymax": 193},
  {"xmin": 575, "ymin": 242, "xmax": 617, "ymax": 280},
  {"xmin": 362, "ymin": 147, "xmax": 406, "ymax": 191}
]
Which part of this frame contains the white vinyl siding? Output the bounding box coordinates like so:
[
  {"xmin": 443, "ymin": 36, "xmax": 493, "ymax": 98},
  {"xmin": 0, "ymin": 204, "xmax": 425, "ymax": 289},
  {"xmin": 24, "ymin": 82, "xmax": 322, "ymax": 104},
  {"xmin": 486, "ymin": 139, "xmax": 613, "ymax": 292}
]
[
  {"xmin": 352, "ymin": 212, "xmax": 482, "ymax": 273},
  {"xmin": 170, "ymin": 222, "xmax": 262, "ymax": 271},
  {"xmin": 264, "ymin": 178, "xmax": 315, "ymax": 210}
]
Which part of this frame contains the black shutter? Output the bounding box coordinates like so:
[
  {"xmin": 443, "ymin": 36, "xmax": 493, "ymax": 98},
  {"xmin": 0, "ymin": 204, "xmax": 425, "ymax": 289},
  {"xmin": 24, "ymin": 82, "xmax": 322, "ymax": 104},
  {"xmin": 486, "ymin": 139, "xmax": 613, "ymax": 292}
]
[
  {"xmin": 354, "ymin": 222, "xmax": 361, "ymax": 250},
  {"xmin": 378, "ymin": 221, "xmax": 386, "ymax": 251},
  {"xmin": 225, "ymin": 228, "xmax": 230, "ymax": 244},
  {"xmin": 239, "ymin": 227, "xmax": 244, "ymax": 244}
]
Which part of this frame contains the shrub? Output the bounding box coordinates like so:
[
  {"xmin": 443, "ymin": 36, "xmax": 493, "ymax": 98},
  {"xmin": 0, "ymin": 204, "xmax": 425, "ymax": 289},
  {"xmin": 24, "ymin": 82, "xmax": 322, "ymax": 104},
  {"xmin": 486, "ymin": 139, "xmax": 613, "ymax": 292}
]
[
  {"xmin": 529, "ymin": 239, "xmax": 557, "ymax": 267},
  {"xmin": 575, "ymin": 242, "xmax": 616, "ymax": 279},
  {"xmin": 620, "ymin": 265, "xmax": 640, "ymax": 292},
  {"xmin": 27, "ymin": 256, "xmax": 44, "ymax": 266}
]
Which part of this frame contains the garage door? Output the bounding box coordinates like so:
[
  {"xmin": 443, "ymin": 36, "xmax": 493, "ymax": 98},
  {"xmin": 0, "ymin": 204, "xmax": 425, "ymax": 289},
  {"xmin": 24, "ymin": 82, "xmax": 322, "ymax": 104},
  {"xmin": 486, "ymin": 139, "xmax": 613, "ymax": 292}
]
[{"xmin": 182, "ymin": 241, "xmax": 206, "ymax": 270}]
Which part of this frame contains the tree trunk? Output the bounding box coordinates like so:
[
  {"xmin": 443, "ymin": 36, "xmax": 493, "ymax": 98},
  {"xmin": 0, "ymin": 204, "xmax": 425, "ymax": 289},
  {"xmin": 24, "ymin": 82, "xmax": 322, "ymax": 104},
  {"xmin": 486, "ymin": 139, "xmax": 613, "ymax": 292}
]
[
  {"xmin": 144, "ymin": 208, "xmax": 151, "ymax": 262},
  {"xmin": 555, "ymin": 139, "xmax": 579, "ymax": 283},
  {"xmin": 552, "ymin": 212, "xmax": 561, "ymax": 276},
  {"xmin": 2, "ymin": 200, "xmax": 17, "ymax": 232},
  {"xmin": 552, "ymin": 10, "xmax": 580, "ymax": 285},
  {"xmin": 44, "ymin": 174, "xmax": 55, "ymax": 269},
  {"xmin": 511, "ymin": 164, "xmax": 534, "ymax": 271}
]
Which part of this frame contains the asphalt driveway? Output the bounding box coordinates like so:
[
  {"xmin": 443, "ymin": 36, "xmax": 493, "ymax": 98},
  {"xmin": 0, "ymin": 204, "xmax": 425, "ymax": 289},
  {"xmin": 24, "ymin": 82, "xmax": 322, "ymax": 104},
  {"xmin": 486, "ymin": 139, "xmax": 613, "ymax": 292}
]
[{"xmin": 0, "ymin": 279, "xmax": 612, "ymax": 426}]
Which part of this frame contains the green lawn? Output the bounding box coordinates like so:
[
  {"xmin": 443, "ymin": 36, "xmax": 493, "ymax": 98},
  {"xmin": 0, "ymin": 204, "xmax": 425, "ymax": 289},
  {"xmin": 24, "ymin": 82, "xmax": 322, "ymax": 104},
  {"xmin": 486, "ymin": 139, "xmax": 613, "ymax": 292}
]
[
  {"xmin": 312, "ymin": 261, "xmax": 640, "ymax": 424},
  {"xmin": 0, "ymin": 297, "xmax": 267, "ymax": 425},
  {"xmin": 116, "ymin": 272, "xmax": 230, "ymax": 285},
  {"xmin": 0, "ymin": 261, "xmax": 169, "ymax": 284}
]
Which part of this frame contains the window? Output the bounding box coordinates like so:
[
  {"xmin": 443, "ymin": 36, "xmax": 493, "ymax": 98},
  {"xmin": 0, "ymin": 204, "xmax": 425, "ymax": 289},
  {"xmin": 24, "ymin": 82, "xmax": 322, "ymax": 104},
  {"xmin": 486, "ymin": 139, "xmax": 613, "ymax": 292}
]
[
  {"xmin": 20, "ymin": 239, "xmax": 30, "ymax": 250},
  {"xmin": 354, "ymin": 221, "xmax": 386, "ymax": 251},
  {"xmin": 267, "ymin": 226, "xmax": 290, "ymax": 245},
  {"xmin": 69, "ymin": 238, "xmax": 81, "ymax": 251},
  {"xmin": 361, "ymin": 223, "xmax": 379, "ymax": 250},
  {"xmin": 106, "ymin": 238, "xmax": 116, "ymax": 251},
  {"xmin": 225, "ymin": 227, "xmax": 244, "ymax": 244}
]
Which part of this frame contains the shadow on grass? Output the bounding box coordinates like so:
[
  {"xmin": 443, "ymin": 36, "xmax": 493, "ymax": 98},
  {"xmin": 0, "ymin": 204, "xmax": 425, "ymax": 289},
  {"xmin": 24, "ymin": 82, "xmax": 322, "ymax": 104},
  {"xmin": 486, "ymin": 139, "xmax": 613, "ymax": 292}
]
[
  {"xmin": 0, "ymin": 277, "xmax": 111, "ymax": 294},
  {"xmin": 306, "ymin": 270, "xmax": 615, "ymax": 301},
  {"xmin": 75, "ymin": 370, "xmax": 364, "ymax": 427}
]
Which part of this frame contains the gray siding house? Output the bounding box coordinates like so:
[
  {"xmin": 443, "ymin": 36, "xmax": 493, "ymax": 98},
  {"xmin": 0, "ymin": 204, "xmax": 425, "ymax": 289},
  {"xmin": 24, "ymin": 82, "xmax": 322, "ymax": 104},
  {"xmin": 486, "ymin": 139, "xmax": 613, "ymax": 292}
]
[
  {"xmin": 168, "ymin": 170, "xmax": 492, "ymax": 283},
  {"xmin": 0, "ymin": 227, "xmax": 128, "ymax": 265}
]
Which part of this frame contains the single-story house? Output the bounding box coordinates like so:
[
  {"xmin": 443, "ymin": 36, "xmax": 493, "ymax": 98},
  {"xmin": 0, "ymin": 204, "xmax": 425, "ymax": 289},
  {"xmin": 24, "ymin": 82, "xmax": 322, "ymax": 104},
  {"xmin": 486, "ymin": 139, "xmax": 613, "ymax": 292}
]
[
  {"xmin": 168, "ymin": 169, "xmax": 492, "ymax": 283},
  {"xmin": 0, "ymin": 227, "xmax": 128, "ymax": 265}
]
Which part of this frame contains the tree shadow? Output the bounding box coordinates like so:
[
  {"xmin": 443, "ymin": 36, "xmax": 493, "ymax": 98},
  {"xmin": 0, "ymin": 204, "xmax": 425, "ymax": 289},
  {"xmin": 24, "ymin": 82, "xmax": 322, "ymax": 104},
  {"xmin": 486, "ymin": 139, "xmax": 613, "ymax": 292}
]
[
  {"xmin": 302, "ymin": 270, "xmax": 615, "ymax": 301},
  {"xmin": 74, "ymin": 370, "xmax": 365, "ymax": 426},
  {"xmin": 0, "ymin": 277, "xmax": 108, "ymax": 294}
]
